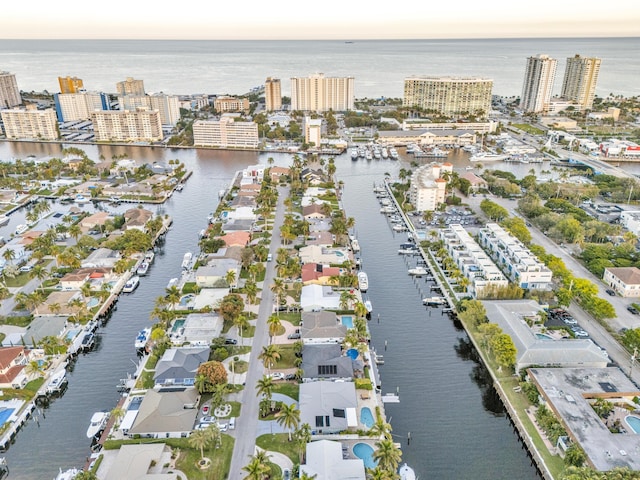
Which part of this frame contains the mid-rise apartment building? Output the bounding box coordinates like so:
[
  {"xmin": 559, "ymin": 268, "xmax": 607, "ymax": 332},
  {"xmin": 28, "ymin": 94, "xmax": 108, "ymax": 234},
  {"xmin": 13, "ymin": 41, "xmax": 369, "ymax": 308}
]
[
  {"xmin": 403, "ymin": 76, "xmax": 493, "ymax": 117},
  {"xmin": 116, "ymin": 77, "xmax": 145, "ymax": 96},
  {"xmin": 304, "ymin": 117, "xmax": 322, "ymax": 147},
  {"xmin": 193, "ymin": 116, "xmax": 259, "ymax": 149},
  {"xmin": 0, "ymin": 107, "xmax": 59, "ymax": 140},
  {"xmin": 520, "ymin": 54, "xmax": 557, "ymax": 113},
  {"xmin": 290, "ymin": 74, "xmax": 354, "ymax": 112},
  {"xmin": 440, "ymin": 224, "xmax": 508, "ymax": 298},
  {"xmin": 58, "ymin": 76, "xmax": 84, "ymax": 94},
  {"xmin": 0, "ymin": 71, "xmax": 22, "ymax": 109},
  {"xmin": 118, "ymin": 94, "xmax": 181, "ymax": 125},
  {"xmin": 477, "ymin": 223, "xmax": 553, "ymax": 290},
  {"xmin": 90, "ymin": 108, "xmax": 162, "ymax": 142},
  {"xmin": 409, "ymin": 163, "xmax": 452, "ymax": 211},
  {"xmin": 560, "ymin": 54, "xmax": 601, "ymax": 110},
  {"xmin": 213, "ymin": 96, "xmax": 250, "ymax": 114},
  {"xmin": 265, "ymin": 77, "xmax": 282, "ymax": 112},
  {"xmin": 54, "ymin": 92, "xmax": 110, "ymax": 122}
]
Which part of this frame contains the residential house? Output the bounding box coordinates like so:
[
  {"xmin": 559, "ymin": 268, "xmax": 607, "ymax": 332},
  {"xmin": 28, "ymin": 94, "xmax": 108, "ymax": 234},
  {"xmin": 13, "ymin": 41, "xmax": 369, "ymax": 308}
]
[
  {"xmin": 269, "ymin": 166, "xmax": 290, "ymax": 183},
  {"xmin": 604, "ymin": 267, "xmax": 640, "ymax": 297},
  {"xmin": 219, "ymin": 231, "xmax": 251, "ymax": 248},
  {"xmin": 299, "ymin": 382, "xmax": 358, "ymax": 434},
  {"xmin": 127, "ymin": 388, "xmax": 200, "ymax": 438},
  {"xmin": 168, "ymin": 313, "xmax": 223, "ymax": 346},
  {"xmin": 35, "ymin": 290, "xmax": 83, "ymax": 316},
  {"xmin": 299, "ymin": 245, "xmax": 351, "ymax": 266},
  {"xmin": 5, "ymin": 316, "xmax": 68, "ymax": 347},
  {"xmin": 81, "ymin": 248, "xmax": 120, "ymax": 269},
  {"xmin": 302, "ymin": 204, "xmax": 328, "ymax": 220},
  {"xmin": 301, "ymin": 343, "xmax": 355, "ymax": 380},
  {"xmin": 300, "ymin": 310, "xmax": 346, "ymax": 342},
  {"xmin": 241, "ymin": 164, "xmax": 265, "ymax": 184},
  {"xmin": 194, "ymin": 258, "xmax": 240, "ymax": 288},
  {"xmin": 305, "ymin": 232, "xmax": 334, "ymax": 248},
  {"xmin": 300, "ymin": 440, "xmax": 365, "ymax": 480},
  {"xmin": 0, "ymin": 346, "xmax": 29, "ymax": 389},
  {"xmin": 301, "ymin": 263, "xmax": 341, "ymax": 286},
  {"xmin": 124, "ymin": 208, "xmax": 153, "ymax": 231},
  {"xmin": 103, "ymin": 444, "xmax": 178, "ymax": 480},
  {"xmin": 59, "ymin": 270, "xmax": 91, "ymax": 291},
  {"xmin": 153, "ymin": 347, "xmax": 210, "ymax": 387},
  {"xmin": 80, "ymin": 211, "xmax": 112, "ymax": 232},
  {"xmin": 460, "ymin": 171, "xmax": 488, "ymax": 192}
]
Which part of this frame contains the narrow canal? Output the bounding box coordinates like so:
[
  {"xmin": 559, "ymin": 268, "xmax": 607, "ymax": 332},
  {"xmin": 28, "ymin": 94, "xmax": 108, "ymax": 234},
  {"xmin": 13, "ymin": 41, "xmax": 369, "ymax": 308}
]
[{"xmin": 0, "ymin": 142, "xmax": 540, "ymax": 479}]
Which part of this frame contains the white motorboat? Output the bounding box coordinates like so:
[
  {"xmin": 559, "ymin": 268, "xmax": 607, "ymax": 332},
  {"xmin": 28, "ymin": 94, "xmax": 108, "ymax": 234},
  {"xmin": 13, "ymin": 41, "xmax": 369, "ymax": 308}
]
[
  {"xmin": 167, "ymin": 277, "xmax": 178, "ymax": 289},
  {"xmin": 0, "ymin": 215, "xmax": 9, "ymax": 227},
  {"xmin": 55, "ymin": 468, "xmax": 82, "ymax": 480},
  {"xmin": 399, "ymin": 463, "xmax": 416, "ymax": 480},
  {"xmin": 381, "ymin": 147, "xmax": 389, "ymax": 159},
  {"xmin": 86, "ymin": 411, "xmax": 110, "ymax": 439},
  {"xmin": 144, "ymin": 250, "xmax": 155, "ymax": 264},
  {"xmin": 351, "ymin": 239, "xmax": 360, "ymax": 253},
  {"xmin": 15, "ymin": 224, "xmax": 28, "ymax": 235},
  {"xmin": 136, "ymin": 262, "xmax": 149, "ymax": 276},
  {"xmin": 182, "ymin": 251, "xmax": 192, "ymax": 269},
  {"xmin": 469, "ymin": 152, "xmax": 509, "ymax": 162},
  {"xmin": 135, "ymin": 327, "xmax": 151, "ymax": 350},
  {"xmin": 74, "ymin": 194, "xmax": 90, "ymax": 204},
  {"xmin": 389, "ymin": 147, "xmax": 399, "ymax": 160},
  {"xmin": 398, "ymin": 247, "xmax": 419, "ymax": 255},
  {"xmin": 408, "ymin": 266, "xmax": 429, "ymax": 276},
  {"xmin": 392, "ymin": 224, "xmax": 407, "ymax": 232},
  {"xmin": 175, "ymin": 183, "xmax": 184, "ymax": 191},
  {"xmin": 423, "ymin": 296, "xmax": 447, "ymax": 306},
  {"xmin": 46, "ymin": 368, "xmax": 68, "ymax": 394},
  {"xmin": 350, "ymin": 148, "xmax": 359, "ymax": 160},
  {"xmin": 199, "ymin": 228, "xmax": 207, "ymax": 239},
  {"xmin": 358, "ymin": 271, "xmax": 369, "ymax": 292},
  {"xmin": 364, "ymin": 299, "xmax": 373, "ymax": 313},
  {"xmin": 123, "ymin": 275, "xmax": 140, "ymax": 293}
]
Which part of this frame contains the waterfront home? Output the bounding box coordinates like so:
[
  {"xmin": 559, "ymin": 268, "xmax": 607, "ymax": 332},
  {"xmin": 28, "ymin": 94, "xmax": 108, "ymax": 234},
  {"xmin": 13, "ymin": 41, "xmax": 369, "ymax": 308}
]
[
  {"xmin": 299, "ymin": 245, "xmax": 351, "ymax": 266},
  {"xmin": 34, "ymin": 290, "xmax": 83, "ymax": 317},
  {"xmin": 299, "ymin": 381, "xmax": 358, "ymax": 434},
  {"xmin": 59, "ymin": 270, "xmax": 91, "ymax": 290},
  {"xmin": 603, "ymin": 267, "xmax": 640, "ymax": 297},
  {"xmin": 99, "ymin": 443, "xmax": 178, "ymax": 480},
  {"xmin": 219, "ymin": 231, "xmax": 251, "ymax": 248},
  {"xmin": 269, "ymin": 166, "xmax": 290, "ymax": 183},
  {"xmin": 302, "ymin": 204, "xmax": 328, "ymax": 220},
  {"xmin": 237, "ymin": 183, "xmax": 261, "ymax": 197},
  {"xmin": 300, "ymin": 310, "xmax": 347, "ymax": 343},
  {"xmin": 127, "ymin": 388, "xmax": 199, "ymax": 439},
  {"xmin": 307, "ymin": 218, "xmax": 332, "ymax": 234},
  {"xmin": 194, "ymin": 258, "xmax": 240, "ymax": 288},
  {"xmin": 300, "ymin": 168, "xmax": 326, "ymax": 185},
  {"xmin": 229, "ymin": 195, "xmax": 257, "ymax": 209},
  {"xmin": 224, "ymin": 206, "xmax": 257, "ymax": 222},
  {"xmin": 81, "ymin": 248, "xmax": 120, "ymax": 269},
  {"xmin": 300, "ymin": 440, "xmax": 365, "ymax": 480},
  {"xmin": 80, "ymin": 211, "xmax": 112, "ymax": 231},
  {"xmin": 459, "ymin": 171, "xmax": 488, "ymax": 192},
  {"xmin": 3, "ymin": 316, "xmax": 68, "ymax": 347},
  {"xmin": 0, "ymin": 346, "xmax": 29, "ymax": 389},
  {"xmin": 168, "ymin": 313, "xmax": 222, "ymax": 345},
  {"xmin": 301, "ymin": 263, "xmax": 342, "ymax": 286},
  {"xmin": 301, "ymin": 343, "xmax": 355, "ymax": 380},
  {"xmin": 153, "ymin": 347, "xmax": 209, "ymax": 387},
  {"xmin": 124, "ymin": 208, "xmax": 153, "ymax": 232},
  {"xmin": 221, "ymin": 218, "xmax": 254, "ymax": 233},
  {"xmin": 484, "ymin": 300, "xmax": 608, "ymax": 372},
  {"xmin": 305, "ymin": 232, "xmax": 334, "ymax": 248},
  {"xmin": 241, "ymin": 164, "xmax": 265, "ymax": 184},
  {"xmin": 300, "ymin": 286, "xmax": 342, "ymax": 313}
]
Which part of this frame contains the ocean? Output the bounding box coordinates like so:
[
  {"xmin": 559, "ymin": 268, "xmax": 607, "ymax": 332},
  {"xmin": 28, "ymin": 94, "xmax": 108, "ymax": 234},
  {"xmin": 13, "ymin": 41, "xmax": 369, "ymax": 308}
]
[{"xmin": 0, "ymin": 37, "xmax": 638, "ymax": 99}]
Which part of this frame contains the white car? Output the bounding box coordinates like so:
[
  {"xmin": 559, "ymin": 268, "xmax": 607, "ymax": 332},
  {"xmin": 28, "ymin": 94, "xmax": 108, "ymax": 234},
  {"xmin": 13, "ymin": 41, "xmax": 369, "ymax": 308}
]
[{"xmin": 268, "ymin": 372, "xmax": 285, "ymax": 380}]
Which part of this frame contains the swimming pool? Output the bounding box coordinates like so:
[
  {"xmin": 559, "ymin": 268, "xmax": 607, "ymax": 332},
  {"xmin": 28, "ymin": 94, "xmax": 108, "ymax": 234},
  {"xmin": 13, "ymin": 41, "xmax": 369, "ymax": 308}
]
[
  {"xmin": 625, "ymin": 415, "xmax": 640, "ymax": 434},
  {"xmin": 0, "ymin": 408, "xmax": 15, "ymax": 426},
  {"xmin": 342, "ymin": 315, "xmax": 354, "ymax": 329},
  {"xmin": 171, "ymin": 318, "xmax": 186, "ymax": 333},
  {"xmin": 65, "ymin": 329, "xmax": 80, "ymax": 341},
  {"xmin": 536, "ymin": 333, "xmax": 553, "ymax": 341},
  {"xmin": 360, "ymin": 407, "xmax": 374, "ymax": 428},
  {"xmin": 86, "ymin": 297, "xmax": 99, "ymax": 308},
  {"xmin": 179, "ymin": 294, "xmax": 195, "ymax": 306},
  {"xmin": 353, "ymin": 442, "xmax": 377, "ymax": 468}
]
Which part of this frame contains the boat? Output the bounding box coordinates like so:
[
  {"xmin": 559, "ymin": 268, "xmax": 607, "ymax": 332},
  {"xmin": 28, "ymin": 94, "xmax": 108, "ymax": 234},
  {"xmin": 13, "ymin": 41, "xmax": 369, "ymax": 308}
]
[
  {"xmin": 351, "ymin": 239, "xmax": 360, "ymax": 253},
  {"xmin": 74, "ymin": 194, "xmax": 90, "ymax": 204},
  {"xmin": 408, "ymin": 266, "xmax": 429, "ymax": 276},
  {"xmin": 46, "ymin": 368, "xmax": 68, "ymax": 394},
  {"xmin": 423, "ymin": 296, "xmax": 447, "ymax": 306},
  {"xmin": 389, "ymin": 147, "xmax": 399, "ymax": 160},
  {"xmin": 86, "ymin": 411, "xmax": 110, "ymax": 439},
  {"xmin": 392, "ymin": 224, "xmax": 407, "ymax": 232},
  {"xmin": 399, "ymin": 463, "xmax": 416, "ymax": 480},
  {"xmin": 398, "ymin": 247, "xmax": 419, "ymax": 255},
  {"xmin": 122, "ymin": 275, "xmax": 140, "ymax": 293},
  {"xmin": 80, "ymin": 332, "xmax": 95, "ymax": 351},
  {"xmin": 175, "ymin": 183, "xmax": 184, "ymax": 191},
  {"xmin": 135, "ymin": 328, "xmax": 151, "ymax": 350},
  {"xmin": 109, "ymin": 196, "xmax": 121, "ymax": 204},
  {"xmin": 198, "ymin": 228, "xmax": 207, "ymax": 239},
  {"xmin": 167, "ymin": 277, "xmax": 178, "ymax": 289},
  {"xmin": 15, "ymin": 224, "xmax": 28, "ymax": 235},
  {"xmin": 54, "ymin": 468, "xmax": 82, "ymax": 480},
  {"xmin": 59, "ymin": 196, "xmax": 74, "ymax": 204},
  {"xmin": 365, "ymin": 151, "xmax": 373, "ymax": 161},
  {"xmin": 136, "ymin": 262, "xmax": 149, "ymax": 276},
  {"xmin": 381, "ymin": 147, "xmax": 389, "ymax": 159},
  {"xmin": 144, "ymin": 250, "xmax": 155, "ymax": 264},
  {"xmin": 182, "ymin": 252, "xmax": 192, "ymax": 269},
  {"xmin": 469, "ymin": 152, "xmax": 509, "ymax": 162},
  {"xmin": 0, "ymin": 215, "xmax": 9, "ymax": 227},
  {"xmin": 358, "ymin": 271, "xmax": 369, "ymax": 292},
  {"xmin": 364, "ymin": 299, "xmax": 373, "ymax": 313},
  {"xmin": 350, "ymin": 148, "xmax": 359, "ymax": 160},
  {"xmin": 372, "ymin": 350, "xmax": 384, "ymax": 365}
]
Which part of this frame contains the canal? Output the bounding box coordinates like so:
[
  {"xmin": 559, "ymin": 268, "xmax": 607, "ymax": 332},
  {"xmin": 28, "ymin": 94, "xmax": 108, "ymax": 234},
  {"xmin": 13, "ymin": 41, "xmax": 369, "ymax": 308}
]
[{"xmin": 0, "ymin": 142, "xmax": 540, "ymax": 478}]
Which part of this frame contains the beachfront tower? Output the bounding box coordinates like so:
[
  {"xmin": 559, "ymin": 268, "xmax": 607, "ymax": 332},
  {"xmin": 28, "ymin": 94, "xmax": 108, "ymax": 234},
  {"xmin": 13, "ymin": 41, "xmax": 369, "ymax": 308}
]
[
  {"xmin": 561, "ymin": 54, "xmax": 601, "ymax": 110},
  {"xmin": 520, "ymin": 54, "xmax": 557, "ymax": 113},
  {"xmin": 265, "ymin": 77, "xmax": 282, "ymax": 112},
  {"xmin": 116, "ymin": 77, "xmax": 145, "ymax": 96},
  {"xmin": 0, "ymin": 71, "xmax": 22, "ymax": 109}
]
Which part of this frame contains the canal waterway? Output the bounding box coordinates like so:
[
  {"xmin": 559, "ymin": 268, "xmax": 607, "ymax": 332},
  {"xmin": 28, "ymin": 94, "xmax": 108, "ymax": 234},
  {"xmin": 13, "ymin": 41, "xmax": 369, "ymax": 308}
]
[{"xmin": 0, "ymin": 140, "xmax": 564, "ymax": 478}]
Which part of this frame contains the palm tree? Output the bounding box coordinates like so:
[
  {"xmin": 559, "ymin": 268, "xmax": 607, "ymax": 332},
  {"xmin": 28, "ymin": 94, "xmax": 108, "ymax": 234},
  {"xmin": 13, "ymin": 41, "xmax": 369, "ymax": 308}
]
[
  {"xmin": 267, "ymin": 314, "xmax": 282, "ymax": 343},
  {"xmin": 2, "ymin": 248, "xmax": 16, "ymax": 266},
  {"xmin": 275, "ymin": 402, "xmax": 301, "ymax": 441},
  {"xmin": 369, "ymin": 414, "xmax": 393, "ymax": 440},
  {"xmin": 270, "ymin": 278, "xmax": 286, "ymax": 316},
  {"xmin": 188, "ymin": 428, "xmax": 210, "ymax": 460},
  {"xmin": 234, "ymin": 313, "xmax": 250, "ymax": 345},
  {"xmin": 30, "ymin": 264, "xmax": 48, "ymax": 292},
  {"xmin": 256, "ymin": 375, "xmax": 275, "ymax": 402},
  {"xmin": 69, "ymin": 223, "xmax": 82, "ymax": 242},
  {"xmin": 24, "ymin": 359, "xmax": 45, "ymax": 378},
  {"xmin": 339, "ymin": 290, "xmax": 356, "ymax": 310},
  {"xmin": 225, "ymin": 269, "xmax": 237, "ymax": 291},
  {"xmin": 242, "ymin": 454, "xmax": 269, "ymax": 480},
  {"xmin": 354, "ymin": 301, "xmax": 368, "ymax": 319},
  {"xmin": 244, "ymin": 280, "xmax": 258, "ymax": 305},
  {"xmin": 367, "ymin": 468, "xmax": 395, "ymax": 480},
  {"xmin": 259, "ymin": 344, "xmax": 281, "ymax": 373},
  {"xmin": 165, "ymin": 285, "xmax": 181, "ymax": 311},
  {"xmin": 206, "ymin": 422, "xmax": 222, "ymax": 449},
  {"xmin": 293, "ymin": 422, "xmax": 312, "ymax": 463},
  {"xmin": 372, "ymin": 438, "xmax": 402, "ymax": 473}
]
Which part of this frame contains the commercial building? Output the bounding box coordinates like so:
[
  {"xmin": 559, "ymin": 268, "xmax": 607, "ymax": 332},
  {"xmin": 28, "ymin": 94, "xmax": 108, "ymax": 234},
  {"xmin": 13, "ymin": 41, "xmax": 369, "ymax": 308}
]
[
  {"xmin": 213, "ymin": 96, "xmax": 250, "ymax": 114},
  {"xmin": 603, "ymin": 267, "xmax": 640, "ymax": 298},
  {"xmin": 118, "ymin": 94, "xmax": 181, "ymax": 125},
  {"xmin": 305, "ymin": 117, "xmax": 322, "ymax": 147},
  {"xmin": 378, "ymin": 129, "xmax": 476, "ymax": 147},
  {"xmin": 192, "ymin": 116, "xmax": 259, "ymax": 149},
  {"xmin": 561, "ymin": 54, "xmax": 601, "ymax": 110},
  {"xmin": 290, "ymin": 73, "xmax": 354, "ymax": 112},
  {"xmin": 440, "ymin": 224, "xmax": 508, "ymax": 298},
  {"xmin": 116, "ymin": 77, "xmax": 145, "ymax": 96},
  {"xmin": 0, "ymin": 71, "xmax": 22, "ymax": 109},
  {"xmin": 0, "ymin": 107, "xmax": 59, "ymax": 140},
  {"xmin": 478, "ymin": 223, "xmax": 553, "ymax": 290},
  {"xmin": 408, "ymin": 163, "xmax": 452, "ymax": 212},
  {"xmin": 58, "ymin": 76, "xmax": 84, "ymax": 94},
  {"xmin": 54, "ymin": 92, "xmax": 110, "ymax": 122},
  {"xmin": 619, "ymin": 211, "xmax": 640, "ymax": 237},
  {"xmin": 402, "ymin": 120, "xmax": 497, "ymax": 133},
  {"xmin": 520, "ymin": 54, "xmax": 557, "ymax": 113},
  {"xmin": 90, "ymin": 108, "xmax": 162, "ymax": 142},
  {"xmin": 264, "ymin": 77, "xmax": 282, "ymax": 111},
  {"xmin": 403, "ymin": 76, "xmax": 493, "ymax": 117}
]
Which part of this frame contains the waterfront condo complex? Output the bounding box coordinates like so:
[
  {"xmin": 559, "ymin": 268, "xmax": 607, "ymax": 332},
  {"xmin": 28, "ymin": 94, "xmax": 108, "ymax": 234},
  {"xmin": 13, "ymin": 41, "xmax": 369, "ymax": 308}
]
[
  {"xmin": 0, "ymin": 71, "xmax": 22, "ymax": 109},
  {"xmin": 560, "ymin": 54, "xmax": 601, "ymax": 110},
  {"xmin": 0, "ymin": 106, "xmax": 59, "ymax": 140},
  {"xmin": 290, "ymin": 73, "xmax": 355, "ymax": 112},
  {"xmin": 264, "ymin": 77, "xmax": 282, "ymax": 112},
  {"xmin": 408, "ymin": 163, "xmax": 451, "ymax": 211},
  {"xmin": 90, "ymin": 108, "xmax": 163, "ymax": 142},
  {"xmin": 192, "ymin": 115, "xmax": 259, "ymax": 148},
  {"xmin": 54, "ymin": 91, "xmax": 111, "ymax": 122},
  {"xmin": 402, "ymin": 76, "xmax": 493, "ymax": 117},
  {"xmin": 519, "ymin": 54, "xmax": 557, "ymax": 113}
]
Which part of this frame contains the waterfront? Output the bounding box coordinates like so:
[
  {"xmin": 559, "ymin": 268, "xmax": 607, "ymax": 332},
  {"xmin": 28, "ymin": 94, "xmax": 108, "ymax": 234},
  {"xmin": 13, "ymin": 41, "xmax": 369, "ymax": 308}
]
[{"xmin": 0, "ymin": 141, "xmax": 543, "ymax": 478}]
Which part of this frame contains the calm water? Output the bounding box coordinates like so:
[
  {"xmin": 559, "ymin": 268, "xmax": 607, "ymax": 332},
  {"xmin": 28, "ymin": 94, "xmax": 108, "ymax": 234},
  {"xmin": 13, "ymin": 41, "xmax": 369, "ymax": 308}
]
[
  {"xmin": 0, "ymin": 38, "xmax": 638, "ymax": 98},
  {"xmin": 0, "ymin": 141, "xmax": 539, "ymax": 479}
]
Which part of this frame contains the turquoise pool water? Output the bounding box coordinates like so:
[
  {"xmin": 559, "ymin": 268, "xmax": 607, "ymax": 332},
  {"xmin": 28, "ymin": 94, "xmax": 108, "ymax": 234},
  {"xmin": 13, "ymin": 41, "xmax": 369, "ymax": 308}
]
[
  {"xmin": 360, "ymin": 407, "xmax": 374, "ymax": 428},
  {"xmin": 86, "ymin": 297, "xmax": 99, "ymax": 308},
  {"xmin": 179, "ymin": 294, "xmax": 195, "ymax": 306},
  {"xmin": 626, "ymin": 415, "xmax": 640, "ymax": 434},
  {"xmin": 536, "ymin": 333, "xmax": 553, "ymax": 341},
  {"xmin": 172, "ymin": 318, "xmax": 186, "ymax": 333},
  {"xmin": 65, "ymin": 329, "xmax": 80, "ymax": 341},
  {"xmin": 342, "ymin": 315, "xmax": 354, "ymax": 329},
  {"xmin": 0, "ymin": 408, "xmax": 15, "ymax": 426},
  {"xmin": 353, "ymin": 443, "xmax": 377, "ymax": 468}
]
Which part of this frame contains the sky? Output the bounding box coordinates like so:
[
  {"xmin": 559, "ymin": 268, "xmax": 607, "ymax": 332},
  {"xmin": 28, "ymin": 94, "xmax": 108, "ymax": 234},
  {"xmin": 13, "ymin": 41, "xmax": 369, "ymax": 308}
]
[{"xmin": 1, "ymin": 0, "xmax": 639, "ymax": 40}]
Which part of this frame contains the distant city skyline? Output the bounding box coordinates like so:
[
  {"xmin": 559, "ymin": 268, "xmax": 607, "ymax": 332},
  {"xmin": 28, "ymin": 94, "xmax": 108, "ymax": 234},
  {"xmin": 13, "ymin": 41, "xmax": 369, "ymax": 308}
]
[{"xmin": 1, "ymin": 0, "xmax": 639, "ymax": 40}]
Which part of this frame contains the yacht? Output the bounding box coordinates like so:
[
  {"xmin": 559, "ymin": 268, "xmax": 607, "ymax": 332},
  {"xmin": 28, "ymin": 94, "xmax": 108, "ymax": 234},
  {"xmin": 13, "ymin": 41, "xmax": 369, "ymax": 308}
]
[
  {"xmin": 364, "ymin": 299, "xmax": 373, "ymax": 313},
  {"xmin": 182, "ymin": 252, "xmax": 193, "ymax": 269},
  {"xmin": 469, "ymin": 152, "xmax": 509, "ymax": 162},
  {"xmin": 365, "ymin": 150, "xmax": 373, "ymax": 161},
  {"xmin": 46, "ymin": 368, "xmax": 68, "ymax": 394},
  {"xmin": 123, "ymin": 275, "xmax": 140, "ymax": 293},
  {"xmin": 135, "ymin": 327, "xmax": 151, "ymax": 350},
  {"xmin": 351, "ymin": 239, "xmax": 360, "ymax": 253},
  {"xmin": 422, "ymin": 296, "xmax": 447, "ymax": 306},
  {"xmin": 350, "ymin": 148, "xmax": 359, "ymax": 160},
  {"xmin": 381, "ymin": 147, "xmax": 389, "ymax": 159},
  {"xmin": 74, "ymin": 194, "xmax": 90, "ymax": 204},
  {"xmin": 136, "ymin": 262, "xmax": 149, "ymax": 276},
  {"xmin": 389, "ymin": 147, "xmax": 399, "ymax": 160},
  {"xmin": 408, "ymin": 266, "xmax": 429, "ymax": 276},
  {"xmin": 167, "ymin": 277, "xmax": 179, "ymax": 289},
  {"xmin": 175, "ymin": 183, "xmax": 184, "ymax": 191},
  {"xmin": 399, "ymin": 463, "xmax": 416, "ymax": 480},
  {"xmin": 86, "ymin": 411, "xmax": 110, "ymax": 439},
  {"xmin": 144, "ymin": 250, "xmax": 155, "ymax": 264},
  {"xmin": 15, "ymin": 224, "xmax": 28, "ymax": 235},
  {"xmin": 358, "ymin": 271, "xmax": 369, "ymax": 292}
]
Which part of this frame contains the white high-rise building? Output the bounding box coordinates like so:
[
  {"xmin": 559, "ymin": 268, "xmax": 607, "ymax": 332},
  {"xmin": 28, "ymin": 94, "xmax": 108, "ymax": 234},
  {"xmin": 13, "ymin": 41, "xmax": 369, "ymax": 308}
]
[
  {"xmin": 55, "ymin": 92, "xmax": 110, "ymax": 122},
  {"xmin": 561, "ymin": 55, "xmax": 601, "ymax": 110},
  {"xmin": 193, "ymin": 116, "xmax": 259, "ymax": 149},
  {"xmin": 409, "ymin": 163, "xmax": 452, "ymax": 212},
  {"xmin": 520, "ymin": 54, "xmax": 557, "ymax": 113},
  {"xmin": 0, "ymin": 71, "xmax": 22, "ymax": 109},
  {"xmin": 118, "ymin": 94, "xmax": 180, "ymax": 126},
  {"xmin": 91, "ymin": 108, "xmax": 162, "ymax": 142},
  {"xmin": 403, "ymin": 76, "xmax": 493, "ymax": 117},
  {"xmin": 290, "ymin": 74, "xmax": 354, "ymax": 112},
  {"xmin": 304, "ymin": 117, "xmax": 322, "ymax": 147},
  {"xmin": 0, "ymin": 107, "xmax": 58, "ymax": 140}
]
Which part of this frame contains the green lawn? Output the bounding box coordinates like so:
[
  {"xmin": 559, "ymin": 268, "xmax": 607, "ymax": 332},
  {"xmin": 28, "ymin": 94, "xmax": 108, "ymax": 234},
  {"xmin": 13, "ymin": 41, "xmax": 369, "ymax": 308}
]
[
  {"xmin": 272, "ymin": 383, "xmax": 299, "ymax": 401},
  {"xmin": 0, "ymin": 378, "xmax": 44, "ymax": 401},
  {"xmin": 279, "ymin": 312, "xmax": 301, "ymax": 326},
  {"xmin": 512, "ymin": 123, "xmax": 545, "ymax": 135},
  {"xmin": 274, "ymin": 344, "xmax": 296, "ymax": 369},
  {"xmin": 256, "ymin": 433, "xmax": 300, "ymax": 464},
  {"xmin": 0, "ymin": 315, "xmax": 32, "ymax": 327}
]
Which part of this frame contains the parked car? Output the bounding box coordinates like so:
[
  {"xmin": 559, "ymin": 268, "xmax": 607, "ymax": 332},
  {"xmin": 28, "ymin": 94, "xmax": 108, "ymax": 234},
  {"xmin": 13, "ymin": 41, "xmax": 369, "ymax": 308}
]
[
  {"xmin": 201, "ymin": 405, "xmax": 210, "ymax": 415},
  {"xmin": 605, "ymin": 289, "xmax": 616, "ymax": 296},
  {"xmin": 269, "ymin": 372, "xmax": 285, "ymax": 380},
  {"xmin": 627, "ymin": 306, "xmax": 639, "ymax": 315},
  {"xmin": 287, "ymin": 333, "xmax": 301, "ymax": 339},
  {"xmin": 562, "ymin": 317, "xmax": 578, "ymax": 325},
  {"xmin": 224, "ymin": 338, "xmax": 237, "ymax": 345},
  {"xmin": 574, "ymin": 330, "xmax": 589, "ymax": 338},
  {"xmin": 283, "ymin": 469, "xmax": 291, "ymax": 480},
  {"xmin": 229, "ymin": 417, "xmax": 235, "ymax": 430},
  {"xmin": 285, "ymin": 373, "xmax": 297, "ymax": 381}
]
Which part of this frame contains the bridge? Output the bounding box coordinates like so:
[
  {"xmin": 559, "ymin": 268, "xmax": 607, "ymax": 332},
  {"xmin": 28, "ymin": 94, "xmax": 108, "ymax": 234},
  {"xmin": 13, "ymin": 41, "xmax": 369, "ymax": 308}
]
[{"xmin": 553, "ymin": 147, "xmax": 638, "ymax": 180}]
